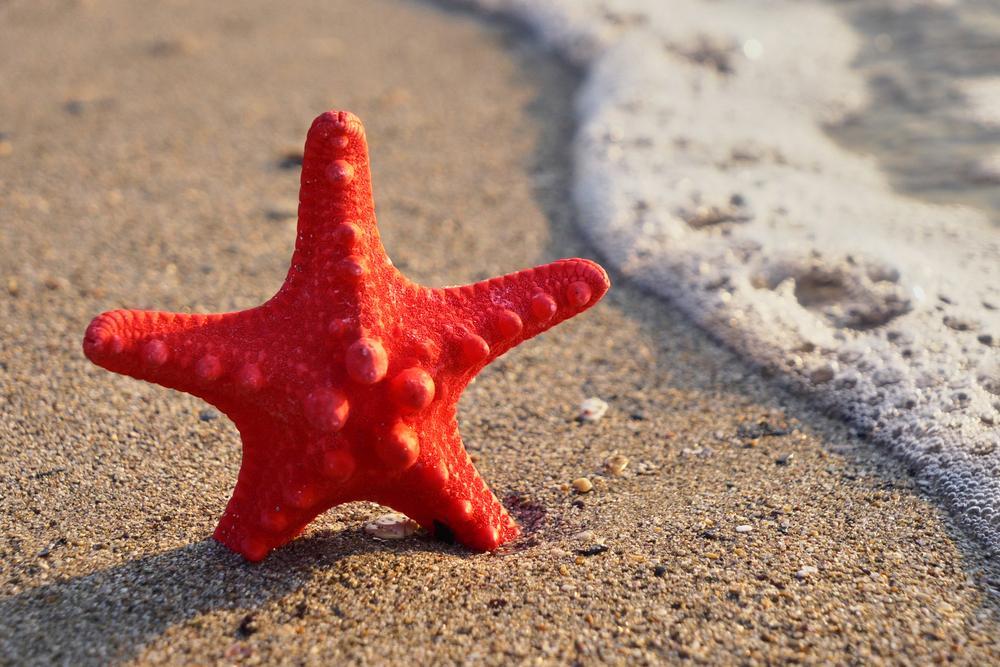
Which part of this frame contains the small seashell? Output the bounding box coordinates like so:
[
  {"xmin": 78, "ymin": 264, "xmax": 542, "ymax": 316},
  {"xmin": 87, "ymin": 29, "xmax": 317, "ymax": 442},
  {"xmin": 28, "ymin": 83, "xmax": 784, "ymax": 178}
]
[
  {"xmin": 605, "ymin": 454, "xmax": 629, "ymax": 476},
  {"xmin": 577, "ymin": 397, "xmax": 609, "ymax": 423},
  {"xmin": 363, "ymin": 512, "xmax": 419, "ymax": 540}
]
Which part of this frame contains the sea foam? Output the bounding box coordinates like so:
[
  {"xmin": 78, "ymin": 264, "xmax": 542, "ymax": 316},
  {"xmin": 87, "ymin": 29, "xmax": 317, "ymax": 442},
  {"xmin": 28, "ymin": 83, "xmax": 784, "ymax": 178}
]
[{"xmin": 462, "ymin": 0, "xmax": 1000, "ymax": 550}]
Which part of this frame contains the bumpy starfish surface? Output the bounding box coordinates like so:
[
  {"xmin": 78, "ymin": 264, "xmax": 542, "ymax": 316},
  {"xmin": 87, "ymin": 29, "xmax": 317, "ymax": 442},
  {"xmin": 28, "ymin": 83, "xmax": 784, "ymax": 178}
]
[{"xmin": 83, "ymin": 110, "xmax": 610, "ymax": 561}]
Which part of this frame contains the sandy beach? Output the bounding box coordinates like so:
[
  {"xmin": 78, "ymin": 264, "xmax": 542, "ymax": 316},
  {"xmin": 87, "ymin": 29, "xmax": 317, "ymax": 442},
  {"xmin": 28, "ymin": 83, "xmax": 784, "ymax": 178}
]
[{"xmin": 2, "ymin": 0, "xmax": 999, "ymax": 664}]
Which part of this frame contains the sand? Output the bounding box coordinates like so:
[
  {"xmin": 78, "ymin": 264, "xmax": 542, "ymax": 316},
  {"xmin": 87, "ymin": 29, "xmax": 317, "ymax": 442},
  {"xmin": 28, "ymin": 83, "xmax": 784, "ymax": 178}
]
[{"xmin": 1, "ymin": 0, "xmax": 999, "ymax": 664}]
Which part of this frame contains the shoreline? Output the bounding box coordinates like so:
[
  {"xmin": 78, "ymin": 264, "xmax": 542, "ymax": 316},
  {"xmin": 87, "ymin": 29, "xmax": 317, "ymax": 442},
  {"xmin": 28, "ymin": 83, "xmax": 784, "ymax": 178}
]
[{"xmin": 459, "ymin": 0, "xmax": 1000, "ymax": 555}]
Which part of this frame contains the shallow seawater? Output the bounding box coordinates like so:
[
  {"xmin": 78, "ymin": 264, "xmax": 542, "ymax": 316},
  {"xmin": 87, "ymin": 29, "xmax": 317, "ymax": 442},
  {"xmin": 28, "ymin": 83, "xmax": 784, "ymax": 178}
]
[{"xmin": 828, "ymin": 0, "xmax": 1000, "ymax": 222}]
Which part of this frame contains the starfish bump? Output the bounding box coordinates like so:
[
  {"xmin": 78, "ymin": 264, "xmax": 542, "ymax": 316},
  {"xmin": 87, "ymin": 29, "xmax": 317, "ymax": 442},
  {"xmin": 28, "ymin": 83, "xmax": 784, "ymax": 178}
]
[{"xmin": 83, "ymin": 110, "xmax": 610, "ymax": 561}]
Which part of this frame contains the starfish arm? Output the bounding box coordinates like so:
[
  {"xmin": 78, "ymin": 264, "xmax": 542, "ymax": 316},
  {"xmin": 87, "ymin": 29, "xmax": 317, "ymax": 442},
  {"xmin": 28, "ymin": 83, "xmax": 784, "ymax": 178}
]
[
  {"xmin": 213, "ymin": 416, "xmax": 334, "ymax": 562},
  {"xmin": 427, "ymin": 257, "xmax": 610, "ymax": 374},
  {"xmin": 82, "ymin": 307, "xmax": 269, "ymax": 406},
  {"xmin": 278, "ymin": 111, "xmax": 396, "ymax": 300},
  {"xmin": 375, "ymin": 418, "xmax": 520, "ymax": 551},
  {"xmin": 214, "ymin": 446, "xmax": 293, "ymax": 563}
]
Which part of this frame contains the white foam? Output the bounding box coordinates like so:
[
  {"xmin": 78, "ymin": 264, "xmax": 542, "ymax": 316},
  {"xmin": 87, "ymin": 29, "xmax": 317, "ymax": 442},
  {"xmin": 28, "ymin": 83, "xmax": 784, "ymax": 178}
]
[
  {"xmin": 962, "ymin": 77, "xmax": 1000, "ymax": 128},
  {"xmin": 462, "ymin": 0, "xmax": 1000, "ymax": 550}
]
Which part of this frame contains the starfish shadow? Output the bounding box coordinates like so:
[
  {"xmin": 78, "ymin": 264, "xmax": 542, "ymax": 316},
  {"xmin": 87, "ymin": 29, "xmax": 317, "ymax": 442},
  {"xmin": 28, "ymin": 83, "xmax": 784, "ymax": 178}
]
[{"xmin": 0, "ymin": 530, "xmax": 468, "ymax": 665}]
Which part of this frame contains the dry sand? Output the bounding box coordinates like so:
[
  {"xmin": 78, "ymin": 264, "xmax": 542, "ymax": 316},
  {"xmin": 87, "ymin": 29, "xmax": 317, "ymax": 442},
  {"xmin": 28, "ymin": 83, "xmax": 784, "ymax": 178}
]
[{"xmin": 1, "ymin": 0, "xmax": 999, "ymax": 664}]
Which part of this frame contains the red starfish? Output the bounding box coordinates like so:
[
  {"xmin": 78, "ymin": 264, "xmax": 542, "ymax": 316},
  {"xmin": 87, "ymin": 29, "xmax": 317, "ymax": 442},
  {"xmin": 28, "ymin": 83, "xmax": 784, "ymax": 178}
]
[{"xmin": 83, "ymin": 110, "xmax": 610, "ymax": 561}]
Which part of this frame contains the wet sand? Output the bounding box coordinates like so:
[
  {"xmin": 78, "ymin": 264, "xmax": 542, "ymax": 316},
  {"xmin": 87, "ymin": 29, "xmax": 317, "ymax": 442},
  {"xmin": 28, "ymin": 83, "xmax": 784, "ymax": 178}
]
[{"xmin": 1, "ymin": 0, "xmax": 999, "ymax": 664}]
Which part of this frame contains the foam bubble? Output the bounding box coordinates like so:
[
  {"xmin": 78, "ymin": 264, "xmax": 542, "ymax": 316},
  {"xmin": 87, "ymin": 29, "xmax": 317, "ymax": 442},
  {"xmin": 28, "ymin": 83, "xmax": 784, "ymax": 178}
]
[
  {"xmin": 962, "ymin": 77, "xmax": 1000, "ymax": 128},
  {"xmin": 460, "ymin": 0, "xmax": 1000, "ymax": 551}
]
